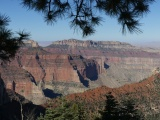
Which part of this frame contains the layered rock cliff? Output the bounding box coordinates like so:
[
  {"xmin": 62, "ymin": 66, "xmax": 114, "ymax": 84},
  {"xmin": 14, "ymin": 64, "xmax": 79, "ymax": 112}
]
[
  {"xmin": 45, "ymin": 39, "xmax": 160, "ymax": 87},
  {"xmin": 17, "ymin": 47, "xmax": 99, "ymax": 83},
  {"xmin": 0, "ymin": 44, "xmax": 100, "ymax": 102},
  {"xmin": 2, "ymin": 39, "xmax": 160, "ymax": 104},
  {"xmin": 0, "ymin": 63, "xmax": 45, "ymax": 104}
]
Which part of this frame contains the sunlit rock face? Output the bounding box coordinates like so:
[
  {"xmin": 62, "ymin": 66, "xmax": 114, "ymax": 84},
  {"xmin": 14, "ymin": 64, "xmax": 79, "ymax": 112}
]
[
  {"xmin": 17, "ymin": 48, "xmax": 99, "ymax": 83},
  {"xmin": 0, "ymin": 63, "xmax": 45, "ymax": 105},
  {"xmin": 0, "ymin": 41, "xmax": 100, "ymax": 102},
  {"xmin": 23, "ymin": 40, "xmax": 39, "ymax": 47},
  {"xmin": 44, "ymin": 39, "xmax": 160, "ymax": 87},
  {"xmin": 2, "ymin": 39, "xmax": 160, "ymax": 104}
]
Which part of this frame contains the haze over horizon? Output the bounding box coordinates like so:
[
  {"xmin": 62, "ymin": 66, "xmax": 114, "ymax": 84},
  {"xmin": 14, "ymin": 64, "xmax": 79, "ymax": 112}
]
[
  {"xmin": 1, "ymin": 0, "xmax": 160, "ymax": 45},
  {"xmin": 36, "ymin": 39, "xmax": 160, "ymax": 49}
]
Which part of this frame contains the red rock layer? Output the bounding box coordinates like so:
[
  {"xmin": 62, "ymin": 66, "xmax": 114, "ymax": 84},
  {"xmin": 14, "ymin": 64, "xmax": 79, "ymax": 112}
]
[
  {"xmin": 1, "ymin": 48, "xmax": 100, "ymax": 83},
  {"xmin": 66, "ymin": 73, "xmax": 157, "ymax": 103},
  {"xmin": 0, "ymin": 65, "xmax": 33, "ymax": 98}
]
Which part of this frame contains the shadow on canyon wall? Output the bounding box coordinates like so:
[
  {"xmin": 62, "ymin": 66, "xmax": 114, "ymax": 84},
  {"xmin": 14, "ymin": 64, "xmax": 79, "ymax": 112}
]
[
  {"xmin": 77, "ymin": 71, "xmax": 89, "ymax": 87},
  {"xmin": 86, "ymin": 64, "xmax": 98, "ymax": 81},
  {"xmin": 104, "ymin": 63, "xmax": 110, "ymax": 69},
  {"xmin": 43, "ymin": 88, "xmax": 62, "ymax": 98}
]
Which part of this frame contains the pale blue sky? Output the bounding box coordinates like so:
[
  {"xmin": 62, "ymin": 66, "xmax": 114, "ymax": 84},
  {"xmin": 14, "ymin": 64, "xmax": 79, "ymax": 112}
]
[{"xmin": 0, "ymin": 0, "xmax": 160, "ymax": 45}]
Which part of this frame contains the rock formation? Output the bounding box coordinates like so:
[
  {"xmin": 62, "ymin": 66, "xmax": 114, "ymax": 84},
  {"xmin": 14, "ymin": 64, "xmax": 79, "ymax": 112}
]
[
  {"xmin": 45, "ymin": 39, "xmax": 160, "ymax": 87},
  {"xmin": 0, "ymin": 62, "xmax": 45, "ymax": 104},
  {"xmin": 23, "ymin": 40, "xmax": 39, "ymax": 47},
  {"xmin": 17, "ymin": 47, "xmax": 99, "ymax": 83},
  {"xmin": 0, "ymin": 41, "xmax": 100, "ymax": 102},
  {"xmin": 2, "ymin": 39, "xmax": 160, "ymax": 104}
]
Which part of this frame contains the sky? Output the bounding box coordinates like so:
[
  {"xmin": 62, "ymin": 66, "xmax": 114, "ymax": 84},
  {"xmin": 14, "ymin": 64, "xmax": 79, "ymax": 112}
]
[{"xmin": 0, "ymin": 0, "xmax": 160, "ymax": 46}]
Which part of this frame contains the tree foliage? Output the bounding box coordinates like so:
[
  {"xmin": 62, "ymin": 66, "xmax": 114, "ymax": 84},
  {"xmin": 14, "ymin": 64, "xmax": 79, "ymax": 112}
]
[
  {"xmin": 37, "ymin": 98, "xmax": 87, "ymax": 120},
  {"xmin": 97, "ymin": 92, "xmax": 144, "ymax": 120},
  {"xmin": 21, "ymin": 0, "xmax": 155, "ymax": 37},
  {"xmin": 0, "ymin": 14, "xmax": 29, "ymax": 61}
]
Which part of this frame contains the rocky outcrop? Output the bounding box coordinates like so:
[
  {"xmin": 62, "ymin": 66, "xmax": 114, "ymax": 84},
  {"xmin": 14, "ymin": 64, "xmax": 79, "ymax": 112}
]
[
  {"xmin": 0, "ymin": 63, "xmax": 45, "ymax": 105},
  {"xmin": 23, "ymin": 40, "xmax": 39, "ymax": 47}
]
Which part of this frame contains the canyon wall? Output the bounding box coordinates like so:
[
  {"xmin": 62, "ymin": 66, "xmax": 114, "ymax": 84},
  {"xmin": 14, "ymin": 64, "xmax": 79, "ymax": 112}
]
[
  {"xmin": 18, "ymin": 48, "xmax": 99, "ymax": 83},
  {"xmin": 0, "ymin": 46, "xmax": 100, "ymax": 102},
  {"xmin": 2, "ymin": 39, "xmax": 160, "ymax": 104},
  {"xmin": 45, "ymin": 39, "xmax": 160, "ymax": 87},
  {"xmin": 0, "ymin": 63, "xmax": 45, "ymax": 104}
]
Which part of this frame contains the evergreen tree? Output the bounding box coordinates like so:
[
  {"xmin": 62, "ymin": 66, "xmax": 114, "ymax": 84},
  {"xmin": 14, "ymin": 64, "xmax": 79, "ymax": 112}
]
[
  {"xmin": 98, "ymin": 92, "xmax": 120, "ymax": 120},
  {"xmin": 37, "ymin": 113, "xmax": 45, "ymax": 120},
  {"xmin": 77, "ymin": 103, "xmax": 87, "ymax": 120},
  {"xmin": 44, "ymin": 108, "xmax": 55, "ymax": 120},
  {"xmin": 37, "ymin": 98, "xmax": 87, "ymax": 120},
  {"xmin": 120, "ymin": 99, "xmax": 144, "ymax": 120},
  {"xmin": 97, "ymin": 92, "xmax": 144, "ymax": 120},
  {"xmin": 0, "ymin": 14, "xmax": 29, "ymax": 61}
]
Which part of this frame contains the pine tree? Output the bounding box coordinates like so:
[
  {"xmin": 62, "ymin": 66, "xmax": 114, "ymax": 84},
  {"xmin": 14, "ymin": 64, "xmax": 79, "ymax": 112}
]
[
  {"xmin": 77, "ymin": 103, "xmax": 87, "ymax": 120},
  {"xmin": 43, "ymin": 108, "xmax": 55, "ymax": 120},
  {"xmin": 0, "ymin": 14, "xmax": 29, "ymax": 61},
  {"xmin": 21, "ymin": 0, "xmax": 155, "ymax": 37},
  {"xmin": 37, "ymin": 98, "xmax": 87, "ymax": 120},
  {"xmin": 99, "ymin": 92, "xmax": 120, "ymax": 120},
  {"xmin": 120, "ymin": 99, "xmax": 144, "ymax": 120},
  {"xmin": 37, "ymin": 113, "xmax": 44, "ymax": 120},
  {"xmin": 97, "ymin": 92, "xmax": 144, "ymax": 120}
]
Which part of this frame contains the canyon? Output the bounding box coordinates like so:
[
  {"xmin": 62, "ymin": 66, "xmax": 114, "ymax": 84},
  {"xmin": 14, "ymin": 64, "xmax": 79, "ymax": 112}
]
[
  {"xmin": 1, "ymin": 39, "xmax": 160, "ymax": 104},
  {"xmin": 45, "ymin": 39, "xmax": 160, "ymax": 86}
]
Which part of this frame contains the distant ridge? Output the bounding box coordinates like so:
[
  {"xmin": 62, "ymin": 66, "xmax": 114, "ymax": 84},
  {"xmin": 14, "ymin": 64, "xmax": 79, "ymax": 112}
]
[
  {"xmin": 23, "ymin": 40, "xmax": 39, "ymax": 47},
  {"xmin": 50, "ymin": 39, "xmax": 135, "ymax": 49}
]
